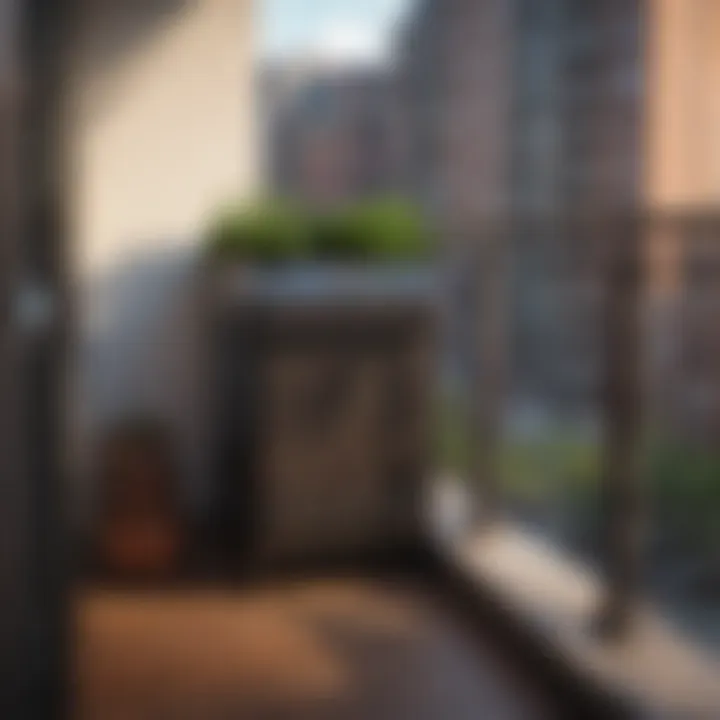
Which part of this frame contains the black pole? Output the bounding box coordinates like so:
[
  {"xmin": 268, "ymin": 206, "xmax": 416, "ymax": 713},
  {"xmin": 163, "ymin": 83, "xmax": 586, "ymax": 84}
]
[
  {"xmin": 0, "ymin": 3, "xmax": 32, "ymax": 716},
  {"xmin": 595, "ymin": 214, "xmax": 646, "ymax": 640},
  {"xmin": 25, "ymin": 0, "xmax": 73, "ymax": 715},
  {"xmin": 0, "ymin": 0, "xmax": 72, "ymax": 717},
  {"xmin": 469, "ymin": 220, "xmax": 508, "ymax": 523}
]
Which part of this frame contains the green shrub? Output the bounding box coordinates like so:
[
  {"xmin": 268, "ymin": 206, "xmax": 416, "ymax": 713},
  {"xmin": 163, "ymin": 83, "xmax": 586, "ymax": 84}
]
[
  {"xmin": 206, "ymin": 198, "xmax": 431, "ymax": 264},
  {"xmin": 649, "ymin": 441, "xmax": 720, "ymax": 552},
  {"xmin": 312, "ymin": 199, "xmax": 431, "ymax": 262},
  {"xmin": 206, "ymin": 200, "xmax": 311, "ymax": 264},
  {"xmin": 500, "ymin": 434, "xmax": 601, "ymax": 508},
  {"xmin": 434, "ymin": 401, "xmax": 720, "ymax": 558},
  {"xmin": 434, "ymin": 393, "xmax": 472, "ymax": 477}
]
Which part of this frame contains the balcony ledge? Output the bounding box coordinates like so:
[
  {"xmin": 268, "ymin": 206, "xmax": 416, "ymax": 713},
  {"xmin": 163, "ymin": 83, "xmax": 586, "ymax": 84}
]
[{"xmin": 429, "ymin": 482, "xmax": 720, "ymax": 719}]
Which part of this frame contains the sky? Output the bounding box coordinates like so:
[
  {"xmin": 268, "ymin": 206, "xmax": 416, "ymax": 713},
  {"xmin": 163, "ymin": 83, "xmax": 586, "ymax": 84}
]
[{"xmin": 261, "ymin": 0, "xmax": 414, "ymax": 65}]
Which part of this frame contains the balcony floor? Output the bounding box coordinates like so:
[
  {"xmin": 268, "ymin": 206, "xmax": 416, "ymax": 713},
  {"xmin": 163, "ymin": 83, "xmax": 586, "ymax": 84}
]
[{"xmin": 75, "ymin": 572, "xmax": 556, "ymax": 719}]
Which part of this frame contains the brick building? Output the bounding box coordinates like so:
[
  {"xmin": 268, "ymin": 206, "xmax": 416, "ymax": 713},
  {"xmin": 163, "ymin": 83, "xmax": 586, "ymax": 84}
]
[
  {"xmin": 398, "ymin": 0, "xmax": 720, "ymax": 436},
  {"xmin": 397, "ymin": 0, "xmax": 644, "ymax": 221},
  {"xmin": 262, "ymin": 62, "xmax": 403, "ymax": 206}
]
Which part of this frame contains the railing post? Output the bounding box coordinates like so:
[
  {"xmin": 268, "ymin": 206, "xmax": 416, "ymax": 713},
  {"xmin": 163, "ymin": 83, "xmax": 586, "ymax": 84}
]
[
  {"xmin": 595, "ymin": 214, "xmax": 646, "ymax": 639},
  {"xmin": 469, "ymin": 220, "xmax": 508, "ymax": 523}
]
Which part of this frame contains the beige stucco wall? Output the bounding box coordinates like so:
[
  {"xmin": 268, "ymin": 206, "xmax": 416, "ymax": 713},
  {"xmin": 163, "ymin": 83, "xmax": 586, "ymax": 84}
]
[
  {"xmin": 68, "ymin": 0, "xmax": 257, "ymax": 504},
  {"xmin": 645, "ymin": 0, "xmax": 720, "ymax": 208}
]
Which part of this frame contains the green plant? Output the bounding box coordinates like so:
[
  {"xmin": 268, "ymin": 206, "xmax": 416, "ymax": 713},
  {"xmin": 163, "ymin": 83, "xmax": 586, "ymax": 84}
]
[
  {"xmin": 435, "ymin": 397, "xmax": 720, "ymax": 562},
  {"xmin": 206, "ymin": 198, "xmax": 431, "ymax": 264},
  {"xmin": 434, "ymin": 392, "xmax": 472, "ymax": 477},
  {"xmin": 433, "ymin": 397, "xmax": 602, "ymax": 507},
  {"xmin": 648, "ymin": 441, "xmax": 720, "ymax": 553},
  {"xmin": 312, "ymin": 199, "xmax": 431, "ymax": 262},
  {"xmin": 206, "ymin": 200, "xmax": 311, "ymax": 264},
  {"xmin": 500, "ymin": 434, "xmax": 601, "ymax": 508}
]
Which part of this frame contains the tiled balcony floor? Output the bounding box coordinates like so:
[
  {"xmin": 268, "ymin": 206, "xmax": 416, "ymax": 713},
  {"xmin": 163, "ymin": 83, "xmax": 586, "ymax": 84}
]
[{"xmin": 75, "ymin": 573, "xmax": 555, "ymax": 719}]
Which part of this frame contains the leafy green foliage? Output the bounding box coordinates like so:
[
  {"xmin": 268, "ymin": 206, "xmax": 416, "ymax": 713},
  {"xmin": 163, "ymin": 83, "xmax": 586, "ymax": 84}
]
[
  {"xmin": 500, "ymin": 435, "xmax": 601, "ymax": 507},
  {"xmin": 435, "ymin": 397, "xmax": 720, "ymax": 558},
  {"xmin": 312, "ymin": 199, "xmax": 430, "ymax": 262},
  {"xmin": 206, "ymin": 198, "xmax": 430, "ymax": 264},
  {"xmin": 207, "ymin": 200, "xmax": 311, "ymax": 264},
  {"xmin": 649, "ymin": 441, "xmax": 720, "ymax": 552}
]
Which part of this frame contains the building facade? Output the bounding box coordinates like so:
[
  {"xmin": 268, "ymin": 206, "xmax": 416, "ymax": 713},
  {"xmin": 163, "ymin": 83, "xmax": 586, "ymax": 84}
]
[
  {"xmin": 262, "ymin": 62, "xmax": 402, "ymax": 206},
  {"xmin": 398, "ymin": 0, "xmax": 720, "ymax": 437},
  {"xmin": 398, "ymin": 0, "xmax": 644, "ymax": 224}
]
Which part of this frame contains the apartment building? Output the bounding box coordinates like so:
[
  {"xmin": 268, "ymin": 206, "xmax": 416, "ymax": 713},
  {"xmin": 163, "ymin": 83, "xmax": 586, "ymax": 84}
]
[
  {"xmin": 399, "ymin": 0, "xmax": 720, "ymax": 434},
  {"xmin": 262, "ymin": 62, "xmax": 402, "ymax": 206}
]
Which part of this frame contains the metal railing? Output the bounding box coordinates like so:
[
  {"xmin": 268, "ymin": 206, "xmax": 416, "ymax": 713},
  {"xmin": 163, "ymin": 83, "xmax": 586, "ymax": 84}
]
[{"xmin": 445, "ymin": 212, "xmax": 720, "ymax": 640}]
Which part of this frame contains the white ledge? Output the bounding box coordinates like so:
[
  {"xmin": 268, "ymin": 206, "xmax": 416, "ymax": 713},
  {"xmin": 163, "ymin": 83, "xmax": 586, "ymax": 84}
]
[{"xmin": 433, "ymin": 515, "xmax": 720, "ymax": 718}]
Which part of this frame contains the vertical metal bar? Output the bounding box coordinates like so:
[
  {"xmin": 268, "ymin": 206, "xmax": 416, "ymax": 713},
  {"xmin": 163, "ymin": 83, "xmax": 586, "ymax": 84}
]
[
  {"xmin": 595, "ymin": 214, "xmax": 646, "ymax": 639},
  {"xmin": 469, "ymin": 219, "xmax": 508, "ymax": 523},
  {"xmin": 23, "ymin": 0, "xmax": 73, "ymax": 714},
  {"xmin": 0, "ymin": 0, "xmax": 73, "ymax": 716},
  {"xmin": 0, "ymin": 1, "xmax": 32, "ymax": 716}
]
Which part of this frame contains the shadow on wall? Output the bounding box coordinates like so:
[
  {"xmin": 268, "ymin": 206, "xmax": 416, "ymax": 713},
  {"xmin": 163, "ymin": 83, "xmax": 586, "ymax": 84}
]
[
  {"xmin": 73, "ymin": 0, "xmax": 191, "ymax": 121},
  {"xmin": 70, "ymin": 0, "xmax": 200, "ymax": 477},
  {"xmin": 76, "ymin": 244, "xmax": 210, "ymax": 523},
  {"xmin": 68, "ymin": 0, "xmax": 256, "ymax": 525}
]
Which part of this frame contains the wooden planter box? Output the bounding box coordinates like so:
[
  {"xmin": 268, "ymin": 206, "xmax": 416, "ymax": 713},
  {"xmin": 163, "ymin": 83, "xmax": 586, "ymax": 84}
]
[{"xmin": 208, "ymin": 264, "xmax": 437, "ymax": 565}]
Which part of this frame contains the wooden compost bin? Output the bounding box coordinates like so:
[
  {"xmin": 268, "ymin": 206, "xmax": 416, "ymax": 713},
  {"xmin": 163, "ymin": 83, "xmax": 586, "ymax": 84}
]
[{"xmin": 209, "ymin": 267, "xmax": 436, "ymax": 565}]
